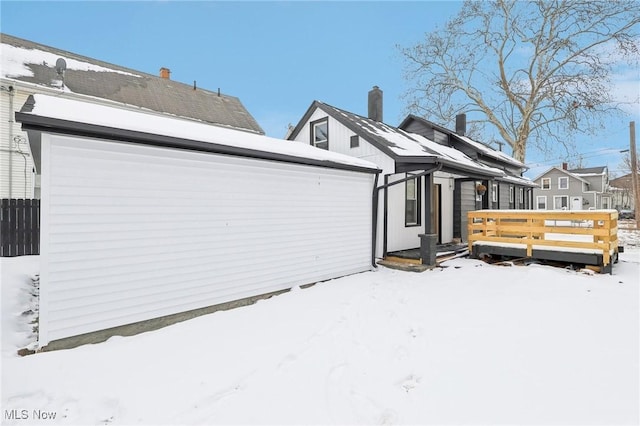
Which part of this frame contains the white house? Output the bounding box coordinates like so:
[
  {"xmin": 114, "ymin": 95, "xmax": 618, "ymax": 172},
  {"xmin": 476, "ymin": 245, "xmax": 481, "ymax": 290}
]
[
  {"xmin": 287, "ymin": 87, "xmax": 534, "ymax": 256},
  {"xmin": 17, "ymin": 94, "xmax": 380, "ymax": 350}
]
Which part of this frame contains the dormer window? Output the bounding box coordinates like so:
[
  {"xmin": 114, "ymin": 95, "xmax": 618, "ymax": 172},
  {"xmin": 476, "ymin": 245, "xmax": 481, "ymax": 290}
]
[{"xmin": 310, "ymin": 118, "xmax": 328, "ymax": 150}]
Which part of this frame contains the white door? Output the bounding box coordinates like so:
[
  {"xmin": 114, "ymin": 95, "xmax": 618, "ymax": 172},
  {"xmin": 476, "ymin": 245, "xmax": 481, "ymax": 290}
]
[{"xmin": 571, "ymin": 196, "xmax": 582, "ymax": 210}]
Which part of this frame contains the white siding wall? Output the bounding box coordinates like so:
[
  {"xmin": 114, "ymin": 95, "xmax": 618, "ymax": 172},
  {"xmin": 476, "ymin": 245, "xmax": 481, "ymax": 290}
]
[
  {"xmin": 386, "ymin": 173, "xmax": 455, "ymax": 252},
  {"xmin": 291, "ymin": 107, "xmax": 459, "ymax": 254},
  {"xmin": 1, "ymin": 87, "xmax": 34, "ymax": 198},
  {"xmin": 386, "ymin": 174, "xmax": 425, "ymax": 252},
  {"xmin": 39, "ymin": 133, "xmax": 375, "ymax": 346},
  {"xmin": 292, "ymin": 109, "xmax": 395, "ymax": 175},
  {"xmin": 435, "ymin": 173, "xmax": 454, "ymax": 244},
  {"xmin": 291, "ymin": 108, "xmax": 394, "ymax": 257}
]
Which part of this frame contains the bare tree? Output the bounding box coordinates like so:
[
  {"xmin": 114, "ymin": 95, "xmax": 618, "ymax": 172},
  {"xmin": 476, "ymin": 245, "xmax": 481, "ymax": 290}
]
[
  {"xmin": 401, "ymin": 0, "xmax": 640, "ymax": 163},
  {"xmin": 619, "ymin": 150, "xmax": 640, "ymax": 173}
]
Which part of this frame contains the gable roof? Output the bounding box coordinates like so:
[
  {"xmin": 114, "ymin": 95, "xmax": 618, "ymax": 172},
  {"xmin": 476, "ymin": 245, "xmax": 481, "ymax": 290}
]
[
  {"xmin": 1, "ymin": 33, "xmax": 264, "ymax": 134},
  {"xmin": 532, "ymin": 166, "xmax": 591, "ymax": 184},
  {"xmin": 288, "ymin": 101, "xmax": 536, "ymax": 187},
  {"xmin": 399, "ymin": 114, "xmax": 526, "ymax": 169}
]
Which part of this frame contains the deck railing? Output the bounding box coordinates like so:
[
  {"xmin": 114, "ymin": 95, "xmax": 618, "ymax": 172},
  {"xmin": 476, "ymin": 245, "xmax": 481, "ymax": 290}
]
[{"xmin": 467, "ymin": 210, "xmax": 618, "ymax": 268}]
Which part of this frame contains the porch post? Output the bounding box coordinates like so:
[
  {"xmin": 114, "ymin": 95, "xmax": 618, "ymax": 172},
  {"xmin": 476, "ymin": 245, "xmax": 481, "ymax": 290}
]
[
  {"xmin": 424, "ymin": 173, "xmax": 433, "ymax": 234},
  {"xmin": 421, "ymin": 172, "xmax": 437, "ymax": 266}
]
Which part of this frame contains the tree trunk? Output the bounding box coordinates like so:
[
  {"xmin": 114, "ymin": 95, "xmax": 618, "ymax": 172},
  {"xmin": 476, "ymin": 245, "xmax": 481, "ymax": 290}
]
[{"xmin": 512, "ymin": 139, "xmax": 526, "ymax": 164}]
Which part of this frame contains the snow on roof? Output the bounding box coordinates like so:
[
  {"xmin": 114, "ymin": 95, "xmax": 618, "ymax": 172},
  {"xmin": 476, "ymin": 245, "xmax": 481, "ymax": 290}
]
[
  {"xmin": 409, "ymin": 134, "xmax": 505, "ymax": 176},
  {"xmin": 1, "ymin": 43, "xmax": 140, "ymax": 78},
  {"xmin": 457, "ymin": 135, "xmax": 524, "ymax": 168},
  {"xmin": 342, "ymin": 113, "xmax": 504, "ymax": 176},
  {"xmin": 498, "ymin": 173, "xmax": 536, "ymax": 187},
  {"xmin": 21, "ymin": 94, "xmax": 380, "ymax": 171}
]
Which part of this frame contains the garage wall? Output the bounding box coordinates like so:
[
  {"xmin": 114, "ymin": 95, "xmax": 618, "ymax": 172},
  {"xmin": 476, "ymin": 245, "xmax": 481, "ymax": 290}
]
[{"xmin": 39, "ymin": 133, "xmax": 374, "ymax": 345}]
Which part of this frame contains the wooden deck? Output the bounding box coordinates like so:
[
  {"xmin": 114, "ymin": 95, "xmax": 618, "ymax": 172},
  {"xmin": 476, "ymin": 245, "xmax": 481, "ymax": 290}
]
[{"xmin": 467, "ymin": 210, "xmax": 619, "ymax": 273}]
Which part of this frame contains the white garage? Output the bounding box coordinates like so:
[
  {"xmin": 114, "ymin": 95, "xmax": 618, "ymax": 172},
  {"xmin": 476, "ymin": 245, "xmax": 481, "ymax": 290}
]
[{"xmin": 17, "ymin": 94, "xmax": 380, "ymax": 349}]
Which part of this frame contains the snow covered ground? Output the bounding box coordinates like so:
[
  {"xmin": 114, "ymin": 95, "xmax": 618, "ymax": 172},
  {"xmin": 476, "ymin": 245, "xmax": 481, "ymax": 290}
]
[{"xmin": 1, "ymin": 229, "xmax": 639, "ymax": 425}]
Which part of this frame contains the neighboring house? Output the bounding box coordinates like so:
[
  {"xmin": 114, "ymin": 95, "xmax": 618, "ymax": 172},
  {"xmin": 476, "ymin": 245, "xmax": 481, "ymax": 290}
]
[
  {"xmin": 1, "ymin": 33, "xmax": 263, "ymax": 199},
  {"xmin": 610, "ymin": 173, "xmax": 637, "ymax": 211},
  {"xmin": 287, "ymin": 86, "xmax": 534, "ymax": 255},
  {"xmin": 532, "ymin": 163, "xmax": 612, "ymax": 210},
  {"xmin": 18, "ymin": 93, "xmax": 379, "ymax": 349}
]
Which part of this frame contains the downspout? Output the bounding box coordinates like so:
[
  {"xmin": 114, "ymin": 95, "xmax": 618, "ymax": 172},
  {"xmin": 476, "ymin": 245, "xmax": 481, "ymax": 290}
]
[
  {"xmin": 371, "ymin": 172, "xmax": 380, "ymax": 268},
  {"xmin": 371, "ymin": 163, "xmax": 443, "ymax": 267},
  {"xmin": 5, "ymin": 86, "xmax": 14, "ymax": 198}
]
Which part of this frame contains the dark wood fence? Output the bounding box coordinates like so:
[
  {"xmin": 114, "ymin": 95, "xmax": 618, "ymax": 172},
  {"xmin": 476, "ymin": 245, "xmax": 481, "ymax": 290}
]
[{"xmin": 1, "ymin": 199, "xmax": 40, "ymax": 257}]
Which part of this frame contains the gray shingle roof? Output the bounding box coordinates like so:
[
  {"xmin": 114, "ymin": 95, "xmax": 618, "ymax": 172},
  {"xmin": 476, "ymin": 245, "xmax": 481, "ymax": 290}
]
[
  {"xmin": 569, "ymin": 166, "xmax": 607, "ymax": 175},
  {"xmin": 1, "ymin": 33, "xmax": 264, "ymax": 134}
]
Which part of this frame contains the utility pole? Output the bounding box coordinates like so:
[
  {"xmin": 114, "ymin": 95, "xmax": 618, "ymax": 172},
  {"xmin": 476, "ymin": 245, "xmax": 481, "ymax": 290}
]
[{"xmin": 630, "ymin": 121, "xmax": 639, "ymax": 228}]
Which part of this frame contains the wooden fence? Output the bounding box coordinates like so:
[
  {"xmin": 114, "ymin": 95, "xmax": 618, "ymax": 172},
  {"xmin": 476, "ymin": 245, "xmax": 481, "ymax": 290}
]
[
  {"xmin": 467, "ymin": 209, "xmax": 618, "ymax": 272},
  {"xmin": 1, "ymin": 199, "xmax": 40, "ymax": 257}
]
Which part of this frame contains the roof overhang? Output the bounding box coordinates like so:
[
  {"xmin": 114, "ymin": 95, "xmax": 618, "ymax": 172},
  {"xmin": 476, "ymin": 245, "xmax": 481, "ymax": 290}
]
[{"xmin": 16, "ymin": 95, "xmax": 381, "ymax": 176}]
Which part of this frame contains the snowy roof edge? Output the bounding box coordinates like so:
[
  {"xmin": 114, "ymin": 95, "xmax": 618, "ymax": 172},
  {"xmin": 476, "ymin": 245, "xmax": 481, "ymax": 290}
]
[{"xmin": 17, "ymin": 94, "xmax": 381, "ymax": 174}]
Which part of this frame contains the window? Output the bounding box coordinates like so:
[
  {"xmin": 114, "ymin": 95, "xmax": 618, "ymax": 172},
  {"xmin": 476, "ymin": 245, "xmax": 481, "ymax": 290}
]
[
  {"xmin": 492, "ymin": 183, "xmax": 498, "ymax": 203},
  {"xmin": 602, "ymin": 196, "xmax": 611, "ymax": 209},
  {"xmin": 554, "ymin": 196, "xmax": 569, "ymax": 210},
  {"xmin": 519, "ymin": 188, "xmax": 524, "ymax": 204},
  {"xmin": 559, "ymin": 177, "xmax": 569, "ymax": 190},
  {"xmin": 541, "ymin": 178, "xmax": 550, "ymax": 190},
  {"xmin": 509, "ymin": 186, "xmax": 515, "ymax": 203},
  {"xmin": 310, "ymin": 118, "xmax": 328, "ymax": 150},
  {"xmin": 405, "ymin": 176, "xmax": 421, "ymax": 226},
  {"xmin": 537, "ymin": 196, "xmax": 547, "ymax": 210},
  {"xmin": 350, "ymin": 135, "xmax": 359, "ymax": 148}
]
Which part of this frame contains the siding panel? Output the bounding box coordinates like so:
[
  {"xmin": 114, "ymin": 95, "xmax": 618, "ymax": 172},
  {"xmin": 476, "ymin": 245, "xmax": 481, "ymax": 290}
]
[{"xmin": 40, "ymin": 134, "xmax": 374, "ymax": 345}]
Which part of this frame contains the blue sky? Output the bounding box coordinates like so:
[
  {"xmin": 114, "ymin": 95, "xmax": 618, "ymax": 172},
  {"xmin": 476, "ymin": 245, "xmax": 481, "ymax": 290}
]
[{"xmin": 1, "ymin": 1, "xmax": 637, "ymax": 178}]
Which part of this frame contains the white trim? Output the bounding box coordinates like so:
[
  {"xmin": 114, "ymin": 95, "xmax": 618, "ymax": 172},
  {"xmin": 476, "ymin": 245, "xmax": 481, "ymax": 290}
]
[
  {"xmin": 38, "ymin": 133, "xmax": 51, "ymax": 347},
  {"xmin": 541, "ymin": 177, "xmax": 551, "ymax": 190},
  {"xmin": 558, "ymin": 176, "xmax": 569, "ymax": 190},
  {"xmin": 536, "ymin": 195, "xmax": 547, "ymax": 210},
  {"xmin": 553, "ymin": 195, "xmax": 569, "ymax": 210}
]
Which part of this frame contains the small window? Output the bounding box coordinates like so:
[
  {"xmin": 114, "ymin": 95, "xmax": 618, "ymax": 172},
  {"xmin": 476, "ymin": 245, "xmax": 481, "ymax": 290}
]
[
  {"xmin": 537, "ymin": 196, "xmax": 547, "ymax": 210},
  {"xmin": 559, "ymin": 177, "xmax": 568, "ymax": 190},
  {"xmin": 554, "ymin": 195, "xmax": 568, "ymax": 210},
  {"xmin": 541, "ymin": 178, "xmax": 550, "ymax": 190},
  {"xmin": 405, "ymin": 176, "xmax": 421, "ymax": 226},
  {"xmin": 602, "ymin": 196, "xmax": 610, "ymax": 209},
  {"xmin": 519, "ymin": 188, "xmax": 524, "ymax": 203},
  {"xmin": 509, "ymin": 186, "xmax": 514, "ymax": 203},
  {"xmin": 350, "ymin": 135, "xmax": 359, "ymax": 148},
  {"xmin": 492, "ymin": 183, "xmax": 498, "ymax": 203},
  {"xmin": 310, "ymin": 118, "xmax": 328, "ymax": 150}
]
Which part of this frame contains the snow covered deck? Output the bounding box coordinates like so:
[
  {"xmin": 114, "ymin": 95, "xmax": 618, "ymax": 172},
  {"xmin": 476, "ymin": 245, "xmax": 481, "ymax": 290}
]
[{"xmin": 468, "ymin": 210, "xmax": 619, "ymax": 272}]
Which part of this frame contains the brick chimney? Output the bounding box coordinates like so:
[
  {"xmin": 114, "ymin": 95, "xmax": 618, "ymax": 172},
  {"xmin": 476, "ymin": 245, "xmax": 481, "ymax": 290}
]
[
  {"xmin": 159, "ymin": 67, "xmax": 171, "ymax": 79},
  {"xmin": 455, "ymin": 113, "xmax": 466, "ymax": 136},
  {"xmin": 562, "ymin": 162, "xmax": 568, "ymax": 170},
  {"xmin": 368, "ymin": 86, "xmax": 383, "ymax": 122}
]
